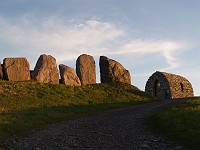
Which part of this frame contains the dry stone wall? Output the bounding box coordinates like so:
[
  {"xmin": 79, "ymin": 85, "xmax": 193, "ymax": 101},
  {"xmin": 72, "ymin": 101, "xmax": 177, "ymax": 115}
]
[
  {"xmin": 145, "ymin": 71, "xmax": 194, "ymax": 99},
  {"xmin": 76, "ymin": 54, "xmax": 96, "ymax": 85},
  {"xmin": 3, "ymin": 58, "xmax": 31, "ymax": 81},
  {"xmin": 161, "ymin": 72, "xmax": 194, "ymax": 99},
  {"xmin": 145, "ymin": 72, "xmax": 171, "ymax": 99}
]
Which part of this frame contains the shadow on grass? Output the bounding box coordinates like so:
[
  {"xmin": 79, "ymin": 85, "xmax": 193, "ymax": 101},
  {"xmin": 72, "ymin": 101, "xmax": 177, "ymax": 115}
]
[
  {"xmin": 127, "ymin": 89, "xmax": 155, "ymax": 98},
  {"xmin": 1, "ymin": 101, "xmax": 144, "ymax": 145}
]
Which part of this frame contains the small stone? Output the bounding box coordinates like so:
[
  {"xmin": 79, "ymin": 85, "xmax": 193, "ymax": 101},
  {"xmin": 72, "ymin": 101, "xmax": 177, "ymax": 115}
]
[
  {"xmin": 174, "ymin": 146, "xmax": 183, "ymax": 150},
  {"xmin": 144, "ymin": 140, "xmax": 151, "ymax": 144},
  {"xmin": 141, "ymin": 144, "xmax": 150, "ymax": 148},
  {"xmin": 153, "ymin": 139, "xmax": 159, "ymax": 142}
]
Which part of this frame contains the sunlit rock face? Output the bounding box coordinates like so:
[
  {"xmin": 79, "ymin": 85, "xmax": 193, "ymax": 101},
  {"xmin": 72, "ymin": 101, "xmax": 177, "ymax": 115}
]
[
  {"xmin": 59, "ymin": 64, "xmax": 81, "ymax": 86},
  {"xmin": 76, "ymin": 54, "xmax": 96, "ymax": 85},
  {"xmin": 3, "ymin": 58, "xmax": 31, "ymax": 81},
  {"xmin": 32, "ymin": 54, "xmax": 59, "ymax": 84}
]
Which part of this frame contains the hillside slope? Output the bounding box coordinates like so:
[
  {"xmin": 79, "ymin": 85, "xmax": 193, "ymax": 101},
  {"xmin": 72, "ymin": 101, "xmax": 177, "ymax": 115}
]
[
  {"xmin": 0, "ymin": 80, "xmax": 158, "ymax": 144},
  {"xmin": 149, "ymin": 97, "xmax": 200, "ymax": 150},
  {"xmin": 0, "ymin": 80, "xmax": 157, "ymax": 112}
]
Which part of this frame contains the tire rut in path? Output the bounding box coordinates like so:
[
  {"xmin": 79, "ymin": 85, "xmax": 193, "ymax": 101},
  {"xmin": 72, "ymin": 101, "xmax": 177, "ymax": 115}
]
[{"xmin": 6, "ymin": 100, "xmax": 184, "ymax": 150}]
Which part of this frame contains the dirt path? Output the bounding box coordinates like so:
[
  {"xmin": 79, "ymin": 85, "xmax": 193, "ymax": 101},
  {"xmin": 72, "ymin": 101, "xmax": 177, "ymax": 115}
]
[{"xmin": 5, "ymin": 100, "xmax": 184, "ymax": 150}]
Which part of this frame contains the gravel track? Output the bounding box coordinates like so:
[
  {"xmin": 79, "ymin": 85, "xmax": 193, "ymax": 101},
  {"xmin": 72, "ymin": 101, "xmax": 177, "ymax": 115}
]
[{"xmin": 5, "ymin": 100, "xmax": 184, "ymax": 150}]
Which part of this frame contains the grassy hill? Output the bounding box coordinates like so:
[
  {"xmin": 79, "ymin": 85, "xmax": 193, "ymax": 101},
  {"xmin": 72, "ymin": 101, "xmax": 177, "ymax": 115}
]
[
  {"xmin": 0, "ymin": 80, "xmax": 157, "ymax": 145},
  {"xmin": 148, "ymin": 97, "xmax": 200, "ymax": 150}
]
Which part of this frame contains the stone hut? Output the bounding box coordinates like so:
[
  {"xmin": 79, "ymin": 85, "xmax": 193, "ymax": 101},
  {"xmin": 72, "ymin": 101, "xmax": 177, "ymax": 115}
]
[{"xmin": 145, "ymin": 71, "xmax": 194, "ymax": 99}]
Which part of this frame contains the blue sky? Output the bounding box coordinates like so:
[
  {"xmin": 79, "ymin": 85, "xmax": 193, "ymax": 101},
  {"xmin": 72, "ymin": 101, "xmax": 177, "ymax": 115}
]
[{"xmin": 0, "ymin": 0, "xmax": 200, "ymax": 95}]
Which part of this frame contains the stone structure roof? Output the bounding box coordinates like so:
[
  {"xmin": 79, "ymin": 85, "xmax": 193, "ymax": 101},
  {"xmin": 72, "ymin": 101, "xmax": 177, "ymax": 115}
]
[{"xmin": 145, "ymin": 71, "xmax": 194, "ymax": 99}]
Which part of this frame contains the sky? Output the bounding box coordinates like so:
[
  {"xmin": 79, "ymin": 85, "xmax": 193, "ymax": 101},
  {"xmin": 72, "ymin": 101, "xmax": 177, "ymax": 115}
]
[{"xmin": 0, "ymin": 0, "xmax": 200, "ymax": 95}]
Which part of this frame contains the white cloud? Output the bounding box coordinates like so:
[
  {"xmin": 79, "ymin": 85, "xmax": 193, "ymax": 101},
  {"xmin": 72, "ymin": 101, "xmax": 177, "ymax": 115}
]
[
  {"xmin": 117, "ymin": 40, "xmax": 185, "ymax": 70},
  {"xmin": 0, "ymin": 17, "xmax": 124, "ymax": 61},
  {"xmin": 0, "ymin": 17, "xmax": 186, "ymax": 71}
]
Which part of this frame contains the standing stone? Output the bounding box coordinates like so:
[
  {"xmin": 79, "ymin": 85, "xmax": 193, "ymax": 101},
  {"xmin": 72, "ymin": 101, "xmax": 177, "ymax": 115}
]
[
  {"xmin": 59, "ymin": 64, "xmax": 81, "ymax": 86},
  {"xmin": 76, "ymin": 54, "xmax": 96, "ymax": 85},
  {"xmin": 99, "ymin": 56, "xmax": 131, "ymax": 84},
  {"xmin": 0, "ymin": 63, "xmax": 3, "ymax": 79},
  {"xmin": 3, "ymin": 58, "xmax": 31, "ymax": 81},
  {"xmin": 32, "ymin": 54, "xmax": 59, "ymax": 84}
]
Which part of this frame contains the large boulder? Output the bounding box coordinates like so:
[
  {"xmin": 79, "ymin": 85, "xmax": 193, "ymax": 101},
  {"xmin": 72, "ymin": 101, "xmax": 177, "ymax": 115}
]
[
  {"xmin": 32, "ymin": 54, "xmax": 59, "ymax": 84},
  {"xmin": 59, "ymin": 64, "xmax": 81, "ymax": 86},
  {"xmin": 3, "ymin": 58, "xmax": 31, "ymax": 81},
  {"xmin": 99, "ymin": 56, "xmax": 131, "ymax": 84},
  {"xmin": 76, "ymin": 54, "xmax": 96, "ymax": 85},
  {"xmin": 0, "ymin": 63, "xmax": 3, "ymax": 79}
]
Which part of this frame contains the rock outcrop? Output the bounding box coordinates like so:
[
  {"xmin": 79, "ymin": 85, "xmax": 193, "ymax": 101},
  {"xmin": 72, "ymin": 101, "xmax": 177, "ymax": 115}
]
[
  {"xmin": 99, "ymin": 56, "xmax": 131, "ymax": 84},
  {"xmin": 59, "ymin": 64, "xmax": 81, "ymax": 86},
  {"xmin": 76, "ymin": 54, "xmax": 96, "ymax": 85},
  {"xmin": 3, "ymin": 58, "xmax": 31, "ymax": 81},
  {"xmin": 0, "ymin": 63, "xmax": 3, "ymax": 79},
  {"xmin": 32, "ymin": 54, "xmax": 59, "ymax": 84}
]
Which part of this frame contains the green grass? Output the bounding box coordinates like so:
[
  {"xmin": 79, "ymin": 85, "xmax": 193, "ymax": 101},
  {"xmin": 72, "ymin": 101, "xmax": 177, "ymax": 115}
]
[
  {"xmin": 148, "ymin": 97, "xmax": 200, "ymax": 150},
  {"xmin": 0, "ymin": 80, "xmax": 157, "ymax": 146}
]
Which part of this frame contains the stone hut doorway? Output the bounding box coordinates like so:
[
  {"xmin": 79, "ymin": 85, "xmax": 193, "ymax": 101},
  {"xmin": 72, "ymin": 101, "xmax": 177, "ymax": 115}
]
[{"xmin": 154, "ymin": 80, "xmax": 162, "ymax": 98}]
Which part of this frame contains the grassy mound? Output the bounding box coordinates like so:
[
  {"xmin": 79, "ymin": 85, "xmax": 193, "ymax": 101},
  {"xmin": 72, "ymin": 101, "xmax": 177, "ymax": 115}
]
[
  {"xmin": 148, "ymin": 97, "xmax": 200, "ymax": 150},
  {"xmin": 0, "ymin": 80, "xmax": 157, "ymax": 144}
]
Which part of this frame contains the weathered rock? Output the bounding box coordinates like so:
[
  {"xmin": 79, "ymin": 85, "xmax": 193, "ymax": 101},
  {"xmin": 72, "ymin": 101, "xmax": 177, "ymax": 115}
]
[
  {"xmin": 0, "ymin": 63, "xmax": 3, "ymax": 79},
  {"xmin": 59, "ymin": 64, "xmax": 81, "ymax": 86},
  {"xmin": 99, "ymin": 56, "xmax": 131, "ymax": 84},
  {"xmin": 76, "ymin": 54, "xmax": 96, "ymax": 85},
  {"xmin": 32, "ymin": 54, "xmax": 59, "ymax": 84},
  {"xmin": 3, "ymin": 58, "xmax": 31, "ymax": 81},
  {"xmin": 1, "ymin": 58, "xmax": 30, "ymax": 81}
]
